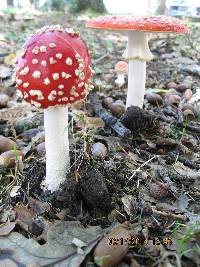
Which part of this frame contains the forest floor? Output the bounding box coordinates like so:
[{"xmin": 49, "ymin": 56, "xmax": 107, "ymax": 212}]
[{"xmin": 0, "ymin": 11, "xmax": 200, "ymax": 267}]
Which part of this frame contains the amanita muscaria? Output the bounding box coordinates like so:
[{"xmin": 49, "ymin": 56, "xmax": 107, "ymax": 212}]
[
  {"xmin": 115, "ymin": 61, "xmax": 128, "ymax": 86},
  {"xmin": 87, "ymin": 16, "xmax": 189, "ymax": 108},
  {"xmin": 14, "ymin": 25, "xmax": 93, "ymax": 192}
]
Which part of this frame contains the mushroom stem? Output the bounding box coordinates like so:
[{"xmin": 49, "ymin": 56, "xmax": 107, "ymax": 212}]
[
  {"xmin": 126, "ymin": 60, "xmax": 146, "ymax": 108},
  {"xmin": 123, "ymin": 31, "xmax": 153, "ymax": 109},
  {"xmin": 43, "ymin": 107, "xmax": 69, "ymax": 192},
  {"xmin": 115, "ymin": 73, "xmax": 125, "ymax": 86}
]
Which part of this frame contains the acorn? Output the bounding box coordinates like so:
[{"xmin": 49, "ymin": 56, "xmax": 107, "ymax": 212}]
[
  {"xmin": 36, "ymin": 142, "xmax": 45, "ymax": 157},
  {"xmin": 0, "ymin": 135, "xmax": 18, "ymax": 153},
  {"xmin": 109, "ymin": 102, "xmax": 125, "ymax": 117},
  {"xmin": 115, "ymin": 99, "xmax": 125, "ymax": 105},
  {"xmin": 149, "ymin": 182, "xmax": 169, "ymax": 200},
  {"xmin": 146, "ymin": 93, "xmax": 163, "ymax": 105},
  {"xmin": 166, "ymin": 94, "xmax": 181, "ymax": 105},
  {"xmin": 166, "ymin": 81, "xmax": 178, "ymax": 89},
  {"xmin": 0, "ymin": 94, "xmax": 9, "ymax": 108},
  {"xmin": 91, "ymin": 142, "xmax": 107, "ymax": 160},
  {"xmin": 21, "ymin": 128, "xmax": 40, "ymax": 142},
  {"xmin": 93, "ymin": 225, "xmax": 131, "ymax": 267},
  {"xmin": 36, "ymin": 131, "xmax": 45, "ymax": 142},
  {"xmin": 183, "ymin": 89, "xmax": 193, "ymax": 101},
  {"xmin": 183, "ymin": 109, "xmax": 196, "ymax": 120},
  {"xmin": 176, "ymin": 76, "xmax": 192, "ymax": 93},
  {"xmin": 182, "ymin": 104, "xmax": 197, "ymax": 116},
  {"xmin": 0, "ymin": 150, "xmax": 24, "ymax": 167},
  {"xmin": 168, "ymin": 88, "xmax": 182, "ymax": 96},
  {"xmin": 102, "ymin": 97, "xmax": 114, "ymax": 109}
]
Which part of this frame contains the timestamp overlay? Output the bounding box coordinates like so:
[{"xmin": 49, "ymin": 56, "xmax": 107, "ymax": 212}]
[{"xmin": 108, "ymin": 236, "xmax": 173, "ymax": 246}]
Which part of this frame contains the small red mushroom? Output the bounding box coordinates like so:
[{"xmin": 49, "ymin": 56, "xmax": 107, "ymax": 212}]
[
  {"xmin": 87, "ymin": 16, "xmax": 189, "ymax": 108},
  {"xmin": 14, "ymin": 25, "xmax": 93, "ymax": 192},
  {"xmin": 114, "ymin": 61, "xmax": 128, "ymax": 86}
]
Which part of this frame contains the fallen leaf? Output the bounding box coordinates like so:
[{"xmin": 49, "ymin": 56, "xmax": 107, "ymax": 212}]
[
  {"xmin": 146, "ymin": 88, "xmax": 169, "ymax": 94},
  {"xmin": 14, "ymin": 205, "xmax": 36, "ymax": 232},
  {"xmin": 0, "ymin": 221, "xmax": 103, "ymax": 266},
  {"xmin": 0, "ymin": 65, "xmax": 12, "ymax": 79},
  {"xmin": 173, "ymin": 162, "xmax": 200, "ymax": 179},
  {"xmin": 0, "ymin": 222, "xmax": 16, "ymax": 236},
  {"xmin": 187, "ymin": 212, "xmax": 200, "ymax": 223},
  {"xmin": 121, "ymin": 195, "xmax": 133, "ymax": 215},
  {"xmin": 174, "ymin": 194, "xmax": 189, "ymax": 212},
  {"xmin": 28, "ymin": 197, "xmax": 51, "ymax": 215},
  {"xmin": 10, "ymin": 186, "xmax": 21, "ymax": 198},
  {"xmin": 76, "ymin": 117, "xmax": 105, "ymax": 129},
  {"xmin": 4, "ymin": 53, "xmax": 16, "ymax": 66},
  {"xmin": 93, "ymin": 224, "xmax": 131, "ymax": 267}
]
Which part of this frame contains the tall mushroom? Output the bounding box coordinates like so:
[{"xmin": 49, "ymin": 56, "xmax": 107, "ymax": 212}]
[
  {"xmin": 87, "ymin": 16, "xmax": 189, "ymax": 108},
  {"xmin": 14, "ymin": 25, "xmax": 93, "ymax": 192}
]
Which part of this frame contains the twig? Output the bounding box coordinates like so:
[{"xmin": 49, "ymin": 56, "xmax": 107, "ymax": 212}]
[
  {"xmin": 127, "ymin": 155, "xmax": 157, "ymax": 184},
  {"xmin": 89, "ymin": 93, "xmax": 131, "ymax": 138},
  {"xmin": 152, "ymin": 209, "xmax": 187, "ymax": 222},
  {"xmin": 93, "ymin": 52, "xmax": 110, "ymax": 64}
]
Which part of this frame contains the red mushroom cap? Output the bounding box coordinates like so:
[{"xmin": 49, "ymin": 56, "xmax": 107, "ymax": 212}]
[
  {"xmin": 87, "ymin": 15, "xmax": 189, "ymax": 33},
  {"xmin": 14, "ymin": 25, "xmax": 93, "ymax": 109},
  {"xmin": 115, "ymin": 61, "xmax": 128, "ymax": 74}
]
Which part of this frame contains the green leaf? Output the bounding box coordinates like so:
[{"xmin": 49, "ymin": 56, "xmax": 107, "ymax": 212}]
[{"xmin": 146, "ymin": 88, "xmax": 169, "ymax": 94}]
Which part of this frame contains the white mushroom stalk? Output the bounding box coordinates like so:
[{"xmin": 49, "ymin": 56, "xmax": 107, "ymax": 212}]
[
  {"xmin": 115, "ymin": 73, "xmax": 126, "ymax": 86},
  {"xmin": 43, "ymin": 107, "xmax": 69, "ymax": 192},
  {"xmin": 123, "ymin": 31, "xmax": 153, "ymax": 109}
]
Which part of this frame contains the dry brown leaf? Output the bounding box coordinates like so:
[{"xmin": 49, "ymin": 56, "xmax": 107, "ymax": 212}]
[
  {"xmin": 0, "ymin": 222, "xmax": 16, "ymax": 236},
  {"xmin": 28, "ymin": 197, "xmax": 51, "ymax": 215},
  {"xmin": 14, "ymin": 206, "xmax": 36, "ymax": 232}
]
